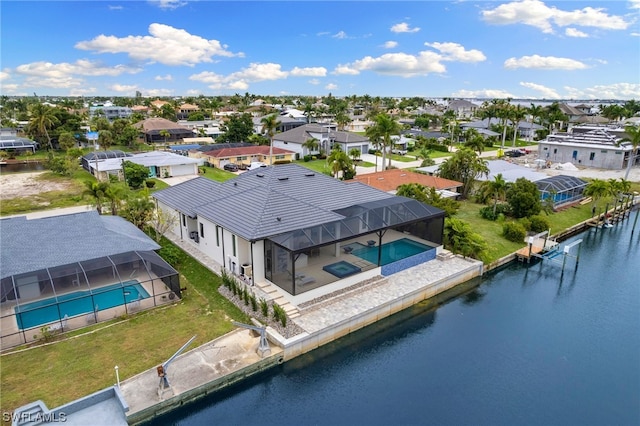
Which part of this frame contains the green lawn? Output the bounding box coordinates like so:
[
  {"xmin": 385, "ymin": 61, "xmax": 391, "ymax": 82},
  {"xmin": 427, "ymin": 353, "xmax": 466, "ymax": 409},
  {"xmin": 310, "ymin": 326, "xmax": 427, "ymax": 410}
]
[
  {"xmin": 295, "ymin": 159, "xmax": 333, "ymax": 175},
  {"xmin": 198, "ymin": 166, "xmax": 237, "ymax": 182},
  {"xmin": 0, "ymin": 235, "xmax": 250, "ymax": 415}
]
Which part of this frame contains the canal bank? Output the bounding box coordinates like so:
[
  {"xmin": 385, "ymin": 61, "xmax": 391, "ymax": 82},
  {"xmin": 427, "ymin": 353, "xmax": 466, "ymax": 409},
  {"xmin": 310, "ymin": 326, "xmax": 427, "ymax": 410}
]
[{"xmin": 149, "ymin": 218, "xmax": 640, "ymax": 426}]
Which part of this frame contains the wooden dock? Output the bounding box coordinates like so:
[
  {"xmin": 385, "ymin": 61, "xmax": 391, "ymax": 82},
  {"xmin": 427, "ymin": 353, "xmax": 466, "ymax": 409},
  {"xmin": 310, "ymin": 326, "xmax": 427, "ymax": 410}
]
[{"xmin": 515, "ymin": 245, "xmax": 543, "ymax": 261}]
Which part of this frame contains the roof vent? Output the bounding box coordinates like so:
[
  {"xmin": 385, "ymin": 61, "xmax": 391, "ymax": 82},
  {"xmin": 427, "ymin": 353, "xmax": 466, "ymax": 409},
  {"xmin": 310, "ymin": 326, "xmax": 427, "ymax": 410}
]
[
  {"xmin": 278, "ymin": 177, "xmax": 289, "ymax": 181},
  {"xmin": 257, "ymin": 173, "xmax": 264, "ymax": 178},
  {"xmin": 305, "ymin": 172, "xmax": 315, "ymax": 177},
  {"xmin": 276, "ymin": 217, "xmax": 282, "ymax": 221},
  {"xmin": 233, "ymin": 182, "xmax": 238, "ymax": 186}
]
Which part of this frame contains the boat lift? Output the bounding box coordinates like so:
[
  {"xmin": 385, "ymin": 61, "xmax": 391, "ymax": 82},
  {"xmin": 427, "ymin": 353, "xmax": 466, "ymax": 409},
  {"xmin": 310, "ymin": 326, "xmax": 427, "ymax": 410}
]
[
  {"xmin": 540, "ymin": 239, "xmax": 583, "ymax": 276},
  {"xmin": 157, "ymin": 335, "xmax": 197, "ymax": 399},
  {"xmin": 232, "ymin": 321, "xmax": 271, "ymax": 358}
]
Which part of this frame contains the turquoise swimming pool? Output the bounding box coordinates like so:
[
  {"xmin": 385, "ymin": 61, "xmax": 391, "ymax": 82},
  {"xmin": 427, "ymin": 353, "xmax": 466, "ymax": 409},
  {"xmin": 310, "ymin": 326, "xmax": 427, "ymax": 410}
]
[
  {"xmin": 350, "ymin": 238, "xmax": 434, "ymax": 266},
  {"xmin": 14, "ymin": 281, "xmax": 150, "ymax": 330}
]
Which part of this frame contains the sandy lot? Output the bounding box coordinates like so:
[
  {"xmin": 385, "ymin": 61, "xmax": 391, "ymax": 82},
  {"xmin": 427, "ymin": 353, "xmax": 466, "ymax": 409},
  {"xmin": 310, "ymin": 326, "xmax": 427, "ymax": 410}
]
[{"xmin": 0, "ymin": 171, "xmax": 75, "ymax": 200}]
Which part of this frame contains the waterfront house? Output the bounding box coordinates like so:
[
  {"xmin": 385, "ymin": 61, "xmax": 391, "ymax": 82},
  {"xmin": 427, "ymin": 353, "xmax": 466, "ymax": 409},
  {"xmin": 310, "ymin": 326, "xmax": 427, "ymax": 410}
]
[
  {"xmin": 537, "ymin": 128, "xmax": 637, "ymax": 170},
  {"xmin": 152, "ymin": 164, "xmax": 445, "ymax": 296},
  {"xmin": 133, "ymin": 118, "xmax": 193, "ymax": 144},
  {"xmin": 0, "ymin": 211, "xmax": 180, "ymax": 349}
]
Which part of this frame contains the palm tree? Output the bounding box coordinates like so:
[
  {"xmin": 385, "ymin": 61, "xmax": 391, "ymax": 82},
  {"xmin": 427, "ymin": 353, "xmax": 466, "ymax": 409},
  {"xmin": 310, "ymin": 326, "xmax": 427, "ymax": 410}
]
[
  {"xmin": 584, "ymin": 179, "xmax": 610, "ymax": 212},
  {"xmin": 348, "ymin": 148, "xmax": 361, "ymax": 162},
  {"xmin": 84, "ymin": 181, "xmax": 110, "ymax": 214},
  {"xmin": 488, "ymin": 173, "xmax": 508, "ymax": 216},
  {"xmin": 261, "ymin": 114, "xmax": 280, "ymax": 165},
  {"xmin": 28, "ymin": 103, "xmax": 58, "ymax": 150},
  {"xmin": 528, "ymin": 104, "xmax": 543, "ymax": 141},
  {"xmin": 463, "ymin": 128, "xmax": 485, "ymax": 155},
  {"xmin": 366, "ymin": 113, "xmax": 401, "ymax": 170},
  {"xmin": 302, "ymin": 137, "xmax": 319, "ymax": 156},
  {"xmin": 621, "ymin": 125, "xmax": 640, "ymax": 181},
  {"xmin": 327, "ymin": 147, "xmax": 352, "ymax": 179},
  {"xmin": 98, "ymin": 130, "xmax": 114, "ymax": 151},
  {"xmin": 159, "ymin": 129, "xmax": 170, "ymax": 145},
  {"xmin": 510, "ymin": 105, "xmax": 526, "ymax": 147}
]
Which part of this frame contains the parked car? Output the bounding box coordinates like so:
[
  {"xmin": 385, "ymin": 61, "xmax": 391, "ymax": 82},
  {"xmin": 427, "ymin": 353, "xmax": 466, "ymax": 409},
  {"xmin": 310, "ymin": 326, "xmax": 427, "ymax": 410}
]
[
  {"xmin": 248, "ymin": 162, "xmax": 266, "ymax": 170},
  {"xmin": 392, "ymin": 149, "xmax": 408, "ymax": 155},
  {"xmin": 223, "ymin": 163, "xmax": 239, "ymax": 172},
  {"xmin": 504, "ymin": 150, "xmax": 524, "ymax": 158}
]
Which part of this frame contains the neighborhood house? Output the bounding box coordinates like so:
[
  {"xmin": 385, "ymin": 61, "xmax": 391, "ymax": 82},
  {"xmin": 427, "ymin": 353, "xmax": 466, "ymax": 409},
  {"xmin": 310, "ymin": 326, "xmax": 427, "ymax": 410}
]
[{"xmin": 152, "ymin": 164, "xmax": 446, "ymax": 296}]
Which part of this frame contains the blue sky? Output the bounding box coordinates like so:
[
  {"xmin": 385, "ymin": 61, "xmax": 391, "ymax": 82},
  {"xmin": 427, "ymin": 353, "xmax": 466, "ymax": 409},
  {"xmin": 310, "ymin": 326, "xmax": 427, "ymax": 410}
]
[{"xmin": 1, "ymin": 1, "xmax": 639, "ymax": 99}]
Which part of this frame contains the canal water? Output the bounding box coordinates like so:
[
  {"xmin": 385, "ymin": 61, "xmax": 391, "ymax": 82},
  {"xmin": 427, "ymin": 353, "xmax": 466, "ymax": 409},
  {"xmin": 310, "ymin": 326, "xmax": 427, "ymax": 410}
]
[{"xmin": 149, "ymin": 217, "xmax": 640, "ymax": 426}]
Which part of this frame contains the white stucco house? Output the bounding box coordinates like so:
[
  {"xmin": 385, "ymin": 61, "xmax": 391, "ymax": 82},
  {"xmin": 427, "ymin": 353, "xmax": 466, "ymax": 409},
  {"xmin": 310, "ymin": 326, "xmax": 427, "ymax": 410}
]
[
  {"xmin": 272, "ymin": 124, "xmax": 370, "ymax": 157},
  {"xmin": 152, "ymin": 164, "xmax": 446, "ymax": 296}
]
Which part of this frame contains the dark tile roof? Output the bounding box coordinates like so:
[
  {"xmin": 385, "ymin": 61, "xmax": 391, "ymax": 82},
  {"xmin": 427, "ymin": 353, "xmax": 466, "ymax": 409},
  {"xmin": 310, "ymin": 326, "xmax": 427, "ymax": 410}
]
[
  {"xmin": 0, "ymin": 212, "xmax": 160, "ymax": 278},
  {"xmin": 152, "ymin": 164, "xmax": 394, "ymax": 241}
]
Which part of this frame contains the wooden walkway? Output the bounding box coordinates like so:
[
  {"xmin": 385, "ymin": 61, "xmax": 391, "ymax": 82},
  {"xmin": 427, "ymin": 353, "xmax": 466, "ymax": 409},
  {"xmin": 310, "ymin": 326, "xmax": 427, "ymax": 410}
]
[{"xmin": 515, "ymin": 245, "xmax": 543, "ymax": 261}]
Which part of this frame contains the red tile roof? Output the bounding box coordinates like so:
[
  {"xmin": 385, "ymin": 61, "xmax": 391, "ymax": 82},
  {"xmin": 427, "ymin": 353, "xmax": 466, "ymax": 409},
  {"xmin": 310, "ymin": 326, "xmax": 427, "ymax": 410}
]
[{"xmin": 348, "ymin": 169, "xmax": 462, "ymax": 192}]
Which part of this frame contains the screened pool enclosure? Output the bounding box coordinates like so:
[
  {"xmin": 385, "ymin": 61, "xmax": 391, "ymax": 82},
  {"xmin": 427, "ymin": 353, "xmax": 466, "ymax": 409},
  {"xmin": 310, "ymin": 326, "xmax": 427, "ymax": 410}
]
[
  {"xmin": 0, "ymin": 211, "xmax": 180, "ymax": 349},
  {"xmin": 535, "ymin": 175, "xmax": 587, "ymax": 209},
  {"xmin": 1, "ymin": 250, "xmax": 179, "ymax": 348}
]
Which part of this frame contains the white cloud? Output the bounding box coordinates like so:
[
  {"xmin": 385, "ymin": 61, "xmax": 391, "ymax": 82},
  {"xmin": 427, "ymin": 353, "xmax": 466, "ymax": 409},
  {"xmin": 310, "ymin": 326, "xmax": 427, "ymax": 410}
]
[
  {"xmin": 563, "ymin": 83, "xmax": 640, "ymax": 99},
  {"xmin": 0, "ymin": 71, "xmax": 9, "ymax": 81},
  {"xmin": 190, "ymin": 62, "xmax": 300, "ymax": 90},
  {"xmin": 155, "ymin": 74, "xmax": 173, "ymax": 81},
  {"xmin": 308, "ymin": 78, "xmax": 321, "ymax": 85},
  {"xmin": 325, "ymin": 83, "xmax": 338, "ymax": 90},
  {"xmin": 504, "ymin": 55, "xmax": 588, "ymax": 70},
  {"xmin": 451, "ymin": 89, "xmax": 515, "ymax": 98},
  {"xmin": 23, "ymin": 75, "xmax": 83, "ymax": 89},
  {"xmin": 383, "ymin": 41, "xmax": 398, "ymax": 49},
  {"xmin": 482, "ymin": 0, "xmax": 630, "ymax": 34},
  {"xmin": 565, "ymin": 28, "xmax": 588, "ymax": 38},
  {"xmin": 108, "ymin": 5, "xmax": 123, "ymax": 10},
  {"xmin": 1, "ymin": 83, "xmax": 20, "ymax": 93},
  {"xmin": 631, "ymin": 0, "xmax": 640, "ymax": 9},
  {"xmin": 390, "ymin": 22, "xmax": 420, "ymax": 33},
  {"xmin": 333, "ymin": 64, "xmax": 360, "ymax": 75},
  {"xmin": 333, "ymin": 31, "xmax": 348, "ymax": 39},
  {"xmin": 337, "ymin": 51, "xmax": 447, "ymax": 77},
  {"xmin": 290, "ymin": 67, "xmax": 327, "ymax": 77},
  {"xmin": 143, "ymin": 88, "xmax": 175, "ymax": 97},
  {"xmin": 519, "ymin": 81, "xmax": 561, "ymax": 98},
  {"xmin": 631, "ymin": 32, "xmax": 640, "ymax": 37},
  {"xmin": 110, "ymin": 84, "xmax": 138, "ymax": 93},
  {"xmin": 15, "ymin": 60, "xmax": 141, "ymax": 78},
  {"xmin": 75, "ymin": 23, "xmax": 243, "ymax": 66},
  {"xmin": 149, "ymin": 0, "xmax": 187, "ymax": 10},
  {"xmin": 425, "ymin": 42, "xmax": 486, "ymax": 62},
  {"xmin": 70, "ymin": 87, "xmax": 97, "ymax": 96}
]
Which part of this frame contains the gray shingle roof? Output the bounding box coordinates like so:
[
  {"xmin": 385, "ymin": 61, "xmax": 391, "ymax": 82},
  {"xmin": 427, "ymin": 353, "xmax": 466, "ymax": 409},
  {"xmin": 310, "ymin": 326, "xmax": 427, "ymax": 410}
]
[
  {"xmin": 274, "ymin": 124, "xmax": 368, "ymax": 144},
  {"xmin": 153, "ymin": 164, "xmax": 397, "ymax": 241},
  {"xmin": 0, "ymin": 211, "xmax": 160, "ymax": 279}
]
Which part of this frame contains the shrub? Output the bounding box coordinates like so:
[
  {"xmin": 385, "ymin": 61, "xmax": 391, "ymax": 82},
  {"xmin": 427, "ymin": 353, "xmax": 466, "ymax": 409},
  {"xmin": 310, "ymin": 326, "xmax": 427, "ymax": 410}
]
[
  {"xmin": 250, "ymin": 293, "xmax": 258, "ymax": 311},
  {"xmin": 242, "ymin": 287, "xmax": 250, "ymax": 306},
  {"xmin": 145, "ymin": 180, "xmax": 156, "ymax": 188},
  {"xmin": 503, "ymin": 222, "xmax": 527, "ymax": 242},
  {"xmin": 260, "ymin": 298, "xmax": 269, "ymax": 317},
  {"xmin": 529, "ymin": 215, "xmax": 551, "ymax": 233},
  {"xmin": 272, "ymin": 304, "xmax": 287, "ymax": 327},
  {"xmin": 158, "ymin": 246, "xmax": 183, "ymax": 267},
  {"xmin": 479, "ymin": 204, "xmax": 509, "ymax": 221},
  {"xmin": 303, "ymin": 155, "xmax": 312, "ymax": 162}
]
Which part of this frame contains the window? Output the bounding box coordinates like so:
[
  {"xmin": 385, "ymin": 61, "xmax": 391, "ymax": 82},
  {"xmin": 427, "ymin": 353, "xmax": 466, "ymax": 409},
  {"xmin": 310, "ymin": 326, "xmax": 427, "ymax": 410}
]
[
  {"xmin": 553, "ymin": 148, "xmax": 557, "ymax": 154},
  {"xmin": 275, "ymin": 155, "xmax": 285, "ymax": 160},
  {"xmin": 216, "ymin": 226, "xmax": 220, "ymax": 246},
  {"xmin": 182, "ymin": 214, "xmax": 186, "ymax": 227},
  {"xmin": 232, "ymin": 235, "xmax": 237, "ymax": 256},
  {"xmin": 543, "ymin": 147, "xmax": 548, "ymax": 151},
  {"xmin": 199, "ymin": 223, "xmax": 204, "ymax": 238},
  {"xmin": 589, "ymin": 152, "xmax": 595, "ymax": 161}
]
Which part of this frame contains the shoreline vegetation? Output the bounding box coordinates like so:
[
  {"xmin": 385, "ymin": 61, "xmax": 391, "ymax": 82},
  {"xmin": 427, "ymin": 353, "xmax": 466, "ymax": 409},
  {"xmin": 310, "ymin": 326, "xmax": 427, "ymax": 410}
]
[{"xmin": 1, "ymin": 161, "xmax": 638, "ymax": 419}]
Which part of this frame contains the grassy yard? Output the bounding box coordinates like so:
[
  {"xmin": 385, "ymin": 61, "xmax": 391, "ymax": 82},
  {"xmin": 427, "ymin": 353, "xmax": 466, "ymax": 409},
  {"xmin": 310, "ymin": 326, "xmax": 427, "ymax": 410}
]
[
  {"xmin": 198, "ymin": 165, "xmax": 237, "ymax": 182},
  {"xmin": 295, "ymin": 159, "xmax": 333, "ymax": 175},
  {"xmin": 0, "ymin": 236, "xmax": 250, "ymax": 415}
]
